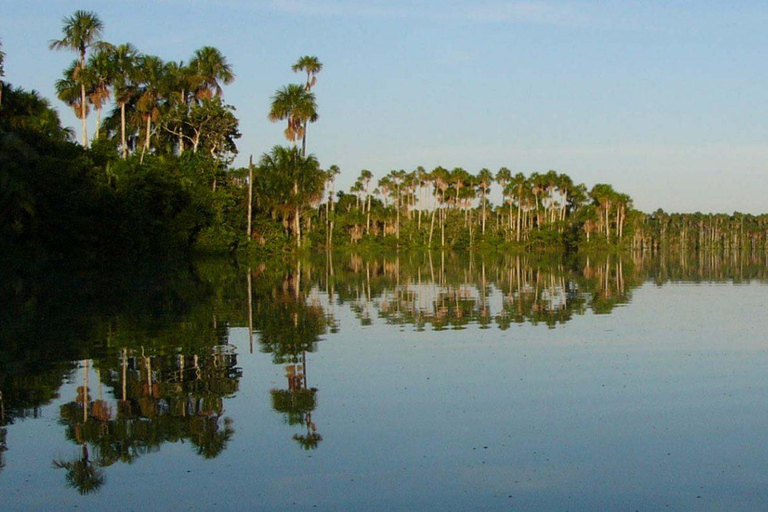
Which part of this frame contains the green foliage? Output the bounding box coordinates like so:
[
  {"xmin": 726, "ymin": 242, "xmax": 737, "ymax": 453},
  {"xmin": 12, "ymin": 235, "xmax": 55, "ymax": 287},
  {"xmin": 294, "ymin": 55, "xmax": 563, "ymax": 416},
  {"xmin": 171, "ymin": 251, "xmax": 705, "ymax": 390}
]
[{"xmin": 0, "ymin": 83, "xmax": 236, "ymax": 261}]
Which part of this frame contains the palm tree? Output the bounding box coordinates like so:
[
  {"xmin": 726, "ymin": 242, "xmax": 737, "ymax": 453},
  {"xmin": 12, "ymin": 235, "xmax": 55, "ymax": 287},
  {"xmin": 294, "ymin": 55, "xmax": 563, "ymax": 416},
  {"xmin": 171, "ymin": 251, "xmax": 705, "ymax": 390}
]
[
  {"xmin": 476, "ymin": 168, "xmax": 493, "ymax": 235},
  {"xmin": 291, "ymin": 56, "xmax": 322, "ymax": 155},
  {"xmin": 135, "ymin": 54, "xmax": 165, "ymax": 161},
  {"xmin": 55, "ymin": 61, "xmax": 88, "ymax": 123},
  {"xmin": 292, "ymin": 55, "xmax": 323, "ymax": 91},
  {"xmin": 509, "ymin": 172, "xmax": 527, "ymax": 241},
  {"xmin": 256, "ymin": 146, "xmax": 325, "ymax": 248},
  {"xmin": 49, "ymin": 10, "xmax": 106, "ymax": 147},
  {"xmin": 268, "ymin": 84, "xmax": 318, "ymax": 152},
  {"xmin": 108, "ymin": 43, "xmax": 140, "ymax": 158},
  {"xmin": 324, "ymin": 164, "xmax": 340, "ymax": 247},
  {"xmin": 162, "ymin": 60, "xmax": 195, "ymax": 152},
  {"xmin": 85, "ymin": 48, "xmax": 112, "ymax": 140},
  {"xmin": 189, "ymin": 46, "xmax": 234, "ymax": 100}
]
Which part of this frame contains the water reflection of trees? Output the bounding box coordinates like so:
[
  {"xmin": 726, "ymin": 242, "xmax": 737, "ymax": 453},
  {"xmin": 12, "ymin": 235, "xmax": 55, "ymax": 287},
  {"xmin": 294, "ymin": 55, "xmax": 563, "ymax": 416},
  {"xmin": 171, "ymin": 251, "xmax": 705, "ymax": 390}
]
[
  {"xmin": 302, "ymin": 252, "xmax": 639, "ymax": 330},
  {"xmin": 53, "ymin": 346, "xmax": 240, "ymax": 493},
  {"xmin": 0, "ymin": 261, "xmax": 246, "ymax": 491},
  {"xmin": 250, "ymin": 264, "xmax": 328, "ymax": 450},
  {"xmin": 2, "ymin": 251, "xmax": 768, "ymax": 489},
  {"xmin": 282, "ymin": 251, "xmax": 768, "ymax": 331}
]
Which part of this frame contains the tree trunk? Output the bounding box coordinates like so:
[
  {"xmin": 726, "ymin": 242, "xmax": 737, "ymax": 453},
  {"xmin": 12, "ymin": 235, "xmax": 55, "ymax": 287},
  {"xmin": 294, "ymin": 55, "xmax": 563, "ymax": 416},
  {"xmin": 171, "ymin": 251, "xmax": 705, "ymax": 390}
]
[
  {"xmin": 441, "ymin": 208, "xmax": 445, "ymax": 247},
  {"xmin": 95, "ymin": 105, "xmax": 101, "ymax": 141},
  {"xmin": 80, "ymin": 82, "xmax": 88, "ymax": 148},
  {"xmin": 366, "ymin": 194, "xmax": 371, "ymax": 235},
  {"xmin": 481, "ymin": 189, "xmax": 486, "ymax": 235},
  {"xmin": 294, "ymin": 181, "xmax": 301, "ymax": 248},
  {"xmin": 120, "ymin": 102, "xmax": 127, "ymax": 158},
  {"xmin": 429, "ymin": 207, "xmax": 436, "ymax": 247}
]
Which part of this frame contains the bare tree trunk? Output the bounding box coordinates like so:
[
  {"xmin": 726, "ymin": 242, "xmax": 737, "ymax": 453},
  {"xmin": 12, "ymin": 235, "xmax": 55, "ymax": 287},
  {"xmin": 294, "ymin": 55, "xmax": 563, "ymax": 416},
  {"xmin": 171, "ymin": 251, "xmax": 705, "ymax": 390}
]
[
  {"xmin": 295, "ymin": 207, "xmax": 301, "ymax": 248},
  {"xmin": 366, "ymin": 194, "xmax": 372, "ymax": 235},
  {"xmin": 481, "ymin": 190, "xmax": 486, "ymax": 235},
  {"xmin": 80, "ymin": 82, "xmax": 88, "ymax": 148},
  {"xmin": 95, "ymin": 106, "xmax": 101, "ymax": 141},
  {"xmin": 429, "ymin": 207, "xmax": 436, "ymax": 247},
  {"xmin": 247, "ymin": 155, "xmax": 253, "ymax": 239},
  {"xmin": 120, "ymin": 102, "xmax": 127, "ymax": 158}
]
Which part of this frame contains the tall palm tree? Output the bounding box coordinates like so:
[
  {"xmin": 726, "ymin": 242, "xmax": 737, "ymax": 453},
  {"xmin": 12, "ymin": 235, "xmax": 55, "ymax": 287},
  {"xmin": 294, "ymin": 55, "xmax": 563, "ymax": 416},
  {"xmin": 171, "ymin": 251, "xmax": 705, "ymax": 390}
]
[
  {"xmin": 509, "ymin": 172, "xmax": 527, "ymax": 241},
  {"xmin": 85, "ymin": 48, "xmax": 112, "ymax": 140},
  {"xmin": 135, "ymin": 54, "xmax": 165, "ymax": 161},
  {"xmin": 292, "ymin": 55, "xmax": 323, "ymax": 91},
  {"xmin": 162, "ymin": 60, "xmax": 195, "ymax": 152},
  {"xmin": 55, "ymin": 61, "xmax": 89, "ymax": 125},
  {"xmin": 256, "ymin": 146, "xmax": 324, "ymax": 248},
  {"xmin": 189, "ymin": 46, "xmax": 234, "ymax": 100},
  {"xmin": 49, "ymin": 10, "xmax": 106, "ymax": 147},
  {"xmin": 268, "ymin": 84, "xmax": 318, "ymax": 150},
  {"xmin": 476, "ymin": 168, "xmax": 493, "ymax": 235},
  {"xmin": 108, "ymin": 43, "xmax": 140, "ymax": 158},
  {"xmin": 291, "ymin": 56, "xmax": 322, "ymax": 155}
]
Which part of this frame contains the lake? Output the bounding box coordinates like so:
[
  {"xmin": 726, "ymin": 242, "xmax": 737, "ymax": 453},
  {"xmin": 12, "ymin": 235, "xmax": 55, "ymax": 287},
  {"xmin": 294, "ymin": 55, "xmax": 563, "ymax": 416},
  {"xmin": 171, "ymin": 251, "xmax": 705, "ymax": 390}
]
[{"xmin": 1, "ymin": 251, "xmax": 768, "ymax": 510}]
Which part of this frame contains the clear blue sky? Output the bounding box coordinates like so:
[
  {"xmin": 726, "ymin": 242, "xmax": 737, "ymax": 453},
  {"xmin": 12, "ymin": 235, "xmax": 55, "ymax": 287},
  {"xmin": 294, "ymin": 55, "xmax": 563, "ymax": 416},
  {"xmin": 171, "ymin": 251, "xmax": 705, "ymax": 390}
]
[{"xmin": 2, "ymin": 1, "xmax": 767, "ymax": 213}]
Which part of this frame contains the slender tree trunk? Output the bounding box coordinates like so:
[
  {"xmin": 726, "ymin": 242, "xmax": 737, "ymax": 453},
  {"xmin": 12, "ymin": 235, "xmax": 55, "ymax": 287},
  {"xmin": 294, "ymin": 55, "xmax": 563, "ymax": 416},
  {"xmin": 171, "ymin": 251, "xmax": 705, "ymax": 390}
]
[
  {"xmin": 120, "ymin": 102, "xmax": 127, "ymax": 158},
  {"xmin": 82, "ymin": 360, "xmax": 89, "ymax": 423},
  {"xmin": 247, "ymin": 155, "xmax": 253, "ymax": 239},
  {"xmin": 95, "ymin": 105, "xmax": 101, "ymax": 141},
  {"xmin": 80, "ymin": 82, "xmax": 88, "ymax": 148},
  {"xmin": 516, "ymin": 187, "xmax": 522, "ymax": 242},
  {"xmin": 429, "ymin": 207, "xmax": 436, "ymax": 247},
  {"xmin": 441, "ymin": 208, "xmax": 445, "ymax": 247},
  {"xmin": 396, "ymin": 189, "xmax": 400, "ymax": 241},
  {"xmin": 146, "ymin": 116, "xmax": 151, "ymax": 150},
  {"xmin": 366, "ymin": 194, "xmax": 371, "ymax": 235},
  {"xmin": 121, "ymin": 348, "xmax": 127, "ymax": 402},
  {"xmin": 294, "ymin": 181, "xmax": 301, "ymax": 248},
  {"xmin": 481, "ymin": 189, "xmax": 486, "ymax": 235},
  {"xmin": 140, "ymin": 115, "xmax": 151, "ymax": 163}
]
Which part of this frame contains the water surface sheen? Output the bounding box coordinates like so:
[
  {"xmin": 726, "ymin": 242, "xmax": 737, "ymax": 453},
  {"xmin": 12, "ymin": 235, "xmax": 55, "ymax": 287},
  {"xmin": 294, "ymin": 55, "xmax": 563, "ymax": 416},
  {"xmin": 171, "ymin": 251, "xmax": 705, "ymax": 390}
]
[{"xmin": 1, "ymin": 252, "xmax": 768, "ymax": 511}]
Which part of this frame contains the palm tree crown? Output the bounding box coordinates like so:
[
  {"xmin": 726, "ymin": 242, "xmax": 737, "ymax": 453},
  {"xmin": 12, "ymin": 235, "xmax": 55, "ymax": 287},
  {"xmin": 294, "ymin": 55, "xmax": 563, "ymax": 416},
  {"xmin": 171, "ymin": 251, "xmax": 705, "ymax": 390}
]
[
  {"xmin": 190, "ymin": 46, "xmax": 234, "ymax": 100},
  {"xmin": 49, "ymin": 10, "xmax": 104, "ymax": 59},
  {"xmin": 268, "ymin": 84, "xmax": 318, "ymax": 145},
  {"xmin": 292, "ymin": 55, "xmax": 323, "ymax": 91}
]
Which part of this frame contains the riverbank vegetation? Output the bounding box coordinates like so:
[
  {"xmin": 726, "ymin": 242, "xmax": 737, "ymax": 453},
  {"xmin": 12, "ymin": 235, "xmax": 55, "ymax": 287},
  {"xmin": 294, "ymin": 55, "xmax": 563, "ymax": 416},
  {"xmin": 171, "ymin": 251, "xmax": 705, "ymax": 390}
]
[{"xmin": 2, "ymin": 11, "xmax": 767, "ymax": 265}]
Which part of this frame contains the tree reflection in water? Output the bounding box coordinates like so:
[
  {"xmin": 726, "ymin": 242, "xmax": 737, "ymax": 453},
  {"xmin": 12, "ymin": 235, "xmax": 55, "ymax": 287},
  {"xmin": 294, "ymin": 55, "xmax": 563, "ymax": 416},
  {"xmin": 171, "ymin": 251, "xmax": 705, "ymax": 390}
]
[
  {"xmin": 1, "ymin": 250, "xmax": 767, "ymax": 493},
  {"xmin": 251, "ymin": 262, "xmax": 328, "ymax": 449},
  {"xmin": 52, "ymin": 345, "xmax": 240, "ymax": 492}
]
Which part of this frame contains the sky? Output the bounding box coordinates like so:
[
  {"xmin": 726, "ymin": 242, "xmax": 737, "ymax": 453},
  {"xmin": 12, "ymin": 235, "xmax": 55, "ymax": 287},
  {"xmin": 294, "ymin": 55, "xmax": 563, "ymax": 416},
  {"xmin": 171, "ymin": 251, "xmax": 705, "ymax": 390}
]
[{"xmin": 1, "ymin": 0, "xmax": 767, "ymax": 214}]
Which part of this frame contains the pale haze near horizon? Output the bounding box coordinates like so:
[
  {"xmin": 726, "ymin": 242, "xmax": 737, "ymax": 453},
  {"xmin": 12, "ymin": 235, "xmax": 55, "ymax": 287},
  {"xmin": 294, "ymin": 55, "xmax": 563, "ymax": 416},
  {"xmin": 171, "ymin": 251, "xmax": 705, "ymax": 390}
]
[{"xmin": 1, "ymin": 0, "xmax": 766, "ymax": 214}]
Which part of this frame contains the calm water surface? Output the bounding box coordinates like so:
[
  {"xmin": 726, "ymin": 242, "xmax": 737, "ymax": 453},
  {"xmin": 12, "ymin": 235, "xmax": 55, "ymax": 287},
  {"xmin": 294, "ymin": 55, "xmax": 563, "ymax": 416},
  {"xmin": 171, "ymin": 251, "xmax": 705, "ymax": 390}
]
[{"xmin": 1, "ymin": 253, "xmax": 768, "ymax": 511}]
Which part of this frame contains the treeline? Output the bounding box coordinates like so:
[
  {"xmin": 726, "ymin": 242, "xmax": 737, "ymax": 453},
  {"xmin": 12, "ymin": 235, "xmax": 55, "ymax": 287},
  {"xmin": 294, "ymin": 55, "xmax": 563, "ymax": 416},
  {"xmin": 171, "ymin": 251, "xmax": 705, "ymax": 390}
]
[
  {"xmin": 246, "ymin": 162, "xmax": 768, "ymax": 254},
  {"xmin": 2, "ymin": 11, "xmax": 767, "ymax": 261},
  {"xmin": 633, "ymin": 210, "xmax": 768, "ymax": 256}
]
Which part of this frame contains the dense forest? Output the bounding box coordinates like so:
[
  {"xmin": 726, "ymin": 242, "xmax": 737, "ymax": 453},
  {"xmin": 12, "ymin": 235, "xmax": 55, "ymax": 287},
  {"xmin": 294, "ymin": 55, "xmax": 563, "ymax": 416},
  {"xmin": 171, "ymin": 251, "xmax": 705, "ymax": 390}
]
[{"xmin": 2, "ymin": 10, "xmax": 767, "ymax": 265}]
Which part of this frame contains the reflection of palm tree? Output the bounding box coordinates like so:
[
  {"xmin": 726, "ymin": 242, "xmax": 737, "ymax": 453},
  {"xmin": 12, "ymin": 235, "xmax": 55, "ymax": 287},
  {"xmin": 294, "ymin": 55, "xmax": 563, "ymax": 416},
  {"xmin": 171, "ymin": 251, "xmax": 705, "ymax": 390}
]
[
  {"xmin": 270, "ymin": 354, "xmax": 323, "ymax": 449},
  {"xmin": 293, "ymin": 421, "xmax": 323, "ymax": 450},
  {"xmin": 53, "ymin": 443, "xmax": 105, "ymax": 495},
  {"xmin": 190, "ymin": 416, "xmax": 234, "ymax": 459}
]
